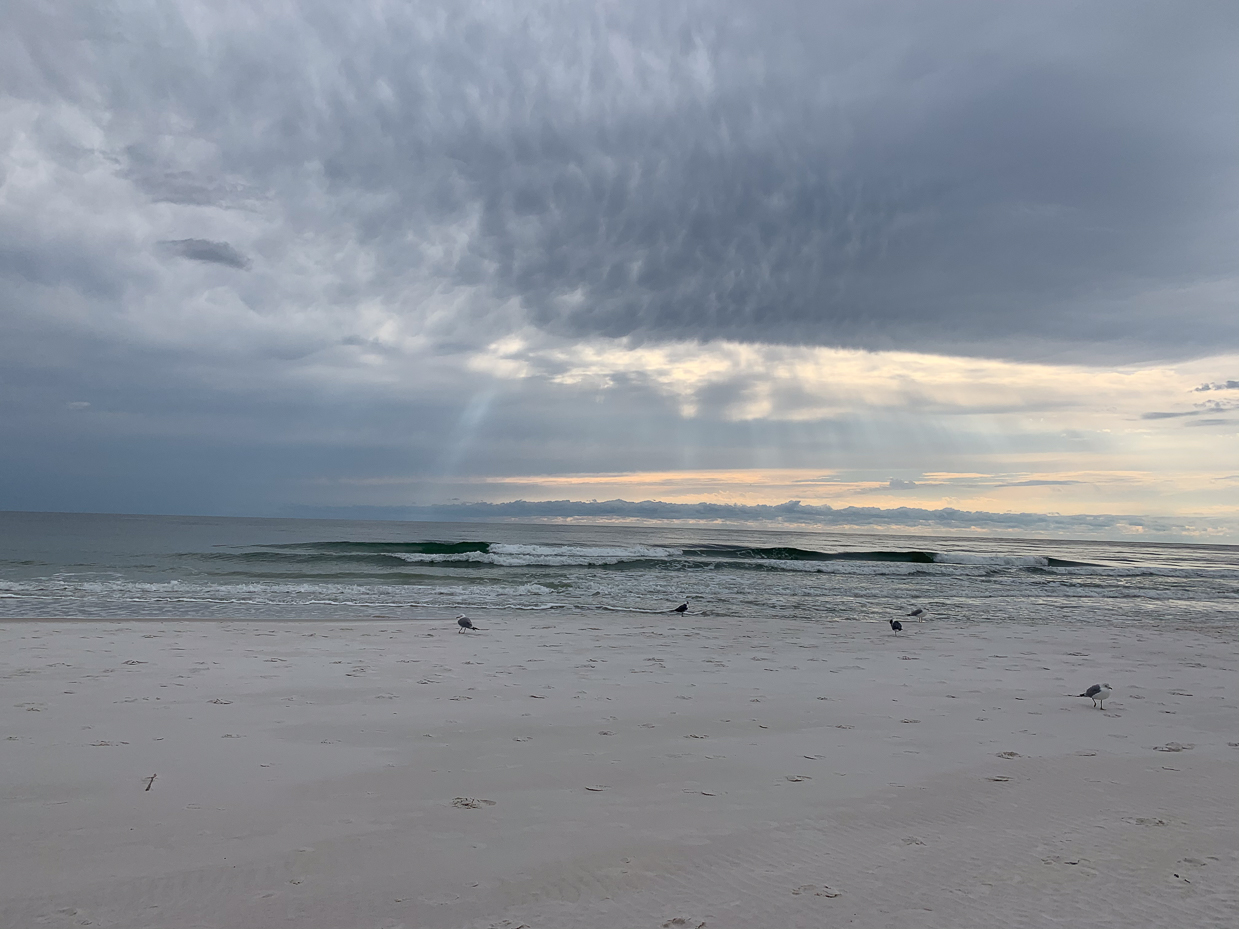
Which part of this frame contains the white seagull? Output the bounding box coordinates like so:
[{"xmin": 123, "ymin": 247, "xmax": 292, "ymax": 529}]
[
  {"xmin": 1078, "ymin": 683, "xmax": 1112, "ymax": 709},
  {"xmin": 456, "ymin": 614, "xmax": 480, "ymax": 633}
]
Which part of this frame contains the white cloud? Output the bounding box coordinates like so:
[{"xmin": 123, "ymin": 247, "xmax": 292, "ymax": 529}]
[{"xmin": 470, "ymin": 335, "xmax": 1239, "ymax": 425}]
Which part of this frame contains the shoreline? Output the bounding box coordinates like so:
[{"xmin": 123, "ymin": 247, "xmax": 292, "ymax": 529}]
[{"xmin": 2, "ymin": 613, "xmax": 1236, "ymax": 927}]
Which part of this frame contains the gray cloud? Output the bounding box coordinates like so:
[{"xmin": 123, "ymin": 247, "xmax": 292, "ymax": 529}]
[
  {"xmin": 5, "ymin": 1, "xmax": 1236, "ymax": 363},
  {"xmin": 160, "ymin": 239, "xmax": 252, "ymax": 270},
  {"xmin": 280, "ymin": 498, "xmax": 1218, "ymax": 540},
  {"xmin": 1195, "ymin": 380, "xmax": 1239, "ymax": 392}
]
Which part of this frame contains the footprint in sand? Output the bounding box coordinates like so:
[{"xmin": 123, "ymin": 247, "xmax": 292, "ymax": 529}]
[
  {"xmin": 791, "ymin": 884, "xmax": 840, "ymax": 897},
  {"xmin": 452, "ymin": 797, "xmax": 496, "ymax": 808}
]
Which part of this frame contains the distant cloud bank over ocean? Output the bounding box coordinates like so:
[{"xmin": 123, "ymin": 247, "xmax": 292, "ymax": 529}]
[{"xmin": 281, "ymin": 499, "xmax": 1233, "ymax": 541}]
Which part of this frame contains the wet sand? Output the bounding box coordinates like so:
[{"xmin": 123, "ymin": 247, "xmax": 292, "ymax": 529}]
[{"xmin": 1, "ymin": 613, "xmax": 1236, "ymax": 928}]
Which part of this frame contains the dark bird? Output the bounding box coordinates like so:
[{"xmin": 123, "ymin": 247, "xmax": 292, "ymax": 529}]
[
  {"xmin": 672, "ymin": 601, "xmax": 689, "ymax": 614},
  {"xmin": 1079, "ymin": 683, "xmax": 1112, "ymax": 709},
  {"xmin": 456, "ymin": 614, "xmax": 477, "ymax": 633},
  {"xmin": 906, "ymin": 607, "xmax": 924, "ymax": 618},
  {"xmin": 889, "ymin": 618, "xmax": 903, "ymax": 635}
]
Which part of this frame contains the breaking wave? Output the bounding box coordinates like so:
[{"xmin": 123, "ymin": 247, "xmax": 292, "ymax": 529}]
[{"xmin": 195, "ymin": 541, "xmax": 1109, "ymax": 572}]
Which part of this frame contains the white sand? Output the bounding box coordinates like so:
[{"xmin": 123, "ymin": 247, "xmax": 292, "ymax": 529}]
[{"xmin": 1, "ymin": 613, "xmax": 1236, "ymax": 928}]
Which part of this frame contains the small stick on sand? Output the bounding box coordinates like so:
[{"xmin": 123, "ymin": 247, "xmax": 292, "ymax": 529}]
[{"xmin": 144, "ymin": 774, "xmax": 157, "ymax": 791}]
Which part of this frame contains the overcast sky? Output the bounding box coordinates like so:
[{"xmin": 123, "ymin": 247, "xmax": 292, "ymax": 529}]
[{"xmin": 3, "ymin": 1, "xmax": 1238, "ymax": 538}]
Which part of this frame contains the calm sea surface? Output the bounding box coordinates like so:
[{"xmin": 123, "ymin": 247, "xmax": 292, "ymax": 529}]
[{"xmin": 1, "ymin": 511, "xmax": 1236, "ymax": 624}]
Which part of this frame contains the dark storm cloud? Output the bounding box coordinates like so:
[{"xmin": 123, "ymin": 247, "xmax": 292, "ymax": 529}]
[
  {"xmin": 6, "ymin": 0, "xmax": 1234, "ymax": 364},
  {"xmin": 295, "ymin": 0, "xmax": 1238, "ymax": 362},
  {"xmin": 160, "ymin": 239, "xmax": 252, "ymax": 270}
]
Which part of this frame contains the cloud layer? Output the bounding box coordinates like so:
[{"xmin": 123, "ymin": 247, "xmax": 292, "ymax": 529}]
[
  {"xmin": 283, "ymin": 498, "xmax": 1229, "ymax": 541},
  {"xmin": 5, "ymin": 1, "xmax": 1238, "ymax": 363},
  {"xmin": 2, "ymin": 1, "xmax": 1237, "ymax": 528}
]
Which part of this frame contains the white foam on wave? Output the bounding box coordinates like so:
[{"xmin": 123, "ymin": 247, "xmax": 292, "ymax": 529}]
[
  {"xmin": 490, "ymin": 543, "xmax": 677, "ymax": 558},
  {"xmin": 392, "ymin": 542, "xmax": 678, "ymax": 567},
  {"xmin": 512, "ymin": 583, "xmax": 554, "ymax": 595},
  {"xmin": 763, "ymin": 559, "xmax": 948, "ymax": 576},
  {"xmin": 933, "ymin": 553, "xmax": 1050, "ymax": 566}
]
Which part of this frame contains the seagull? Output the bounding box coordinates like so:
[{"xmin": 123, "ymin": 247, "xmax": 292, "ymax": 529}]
[
  {"xmin": 889, "ymin": 618, "xmax": 903, "ymax": 635},
  {"xmin": 456, "ymin": 614, "xmax": 479, "ymax": 633},
  {"xmin": 672, "ymin": 601, "xmax": 689, "ymax": 614},
  {"xmin": 906, "ymin": 607, "xmax": 925, "ymax": 618},
  {"xmin": 1079, "ymin": 683, "xmax": 1112, "ymax": 709}
]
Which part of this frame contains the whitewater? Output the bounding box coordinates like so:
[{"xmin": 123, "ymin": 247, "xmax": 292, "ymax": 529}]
[{"xmin": 1, "ymin": 511, "xmax": 1236, "ymax": 624}]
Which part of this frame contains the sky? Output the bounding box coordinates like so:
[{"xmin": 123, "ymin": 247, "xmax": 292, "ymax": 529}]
[{"xmin": 2, "ymin": 1, "xmax": 1238, "ymax": 540}]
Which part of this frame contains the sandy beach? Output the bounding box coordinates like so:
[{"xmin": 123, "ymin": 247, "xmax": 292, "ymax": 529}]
[{"xmin": 1, "ymin": 613, "xmax": 1236, "ymax": 928}]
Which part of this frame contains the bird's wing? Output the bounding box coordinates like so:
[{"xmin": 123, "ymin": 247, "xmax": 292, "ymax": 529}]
[{"xmin": 1085, "ymin": 684, "xmax": 1101, "ymax": 697}]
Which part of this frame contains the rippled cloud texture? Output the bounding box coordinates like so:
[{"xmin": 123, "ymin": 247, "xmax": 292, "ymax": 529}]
[{"xmin": 2, "ymin": 1, "xmax": 1238, "ymax": 537}]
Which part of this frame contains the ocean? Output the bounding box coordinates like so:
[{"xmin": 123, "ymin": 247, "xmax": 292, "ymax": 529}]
[{"xmin": 1, "ymin": 511, "xmax": 1236, "ymax": 624}]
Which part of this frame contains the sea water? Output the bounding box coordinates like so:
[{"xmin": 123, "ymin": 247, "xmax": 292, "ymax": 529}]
[{"xmin": 1, "ymin": 511, "xmax": 1236, "ymax": 624}]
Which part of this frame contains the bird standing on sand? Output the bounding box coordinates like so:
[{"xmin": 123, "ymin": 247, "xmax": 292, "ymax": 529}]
[
  {"xmin": 889, "ymin": 618, "xmax": 903, "ymax": 635},
  {"xmin": 672, "ymin": 601, "xmax": 689, "ymax": 614},
  {"xmin": 1079, "ymin": 683, "xmax": 1112, "ymax": 709},
  {"xmin": 456, "ymin": 614, "xmax": 477, "ymax": 633}
]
